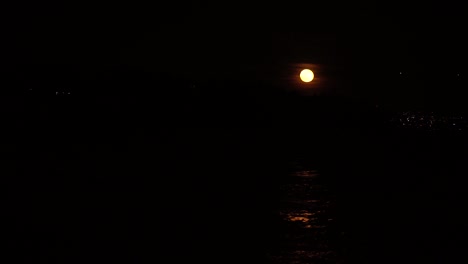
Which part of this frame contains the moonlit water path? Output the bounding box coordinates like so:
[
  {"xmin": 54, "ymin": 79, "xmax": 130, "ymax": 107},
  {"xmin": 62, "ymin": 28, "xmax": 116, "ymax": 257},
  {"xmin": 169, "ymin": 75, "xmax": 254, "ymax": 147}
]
[{"xmin": 268, "ymin": 166, "xmax": 344, "ymax": 264}]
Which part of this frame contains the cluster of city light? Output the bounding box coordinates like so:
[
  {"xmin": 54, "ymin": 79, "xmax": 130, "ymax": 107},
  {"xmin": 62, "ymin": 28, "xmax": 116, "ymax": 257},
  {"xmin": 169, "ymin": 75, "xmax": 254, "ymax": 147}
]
[
  {"xmin": 56, "ymin": 91, "xmax": 71, "ymax": 95},
  {"xmin": 390, "ymin": 111, "xmax": 466, "ymax": 131}
]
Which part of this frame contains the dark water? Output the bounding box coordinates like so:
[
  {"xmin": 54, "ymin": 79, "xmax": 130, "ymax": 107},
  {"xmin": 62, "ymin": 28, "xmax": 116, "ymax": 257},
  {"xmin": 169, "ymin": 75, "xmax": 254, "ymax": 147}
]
[
  {"xmin": 3, "ymin": 95, "xmax": 468, "ymax": 263},
  {"xmin": 268, "ymin": 168, "xmax": 343, "ymax": 264}
]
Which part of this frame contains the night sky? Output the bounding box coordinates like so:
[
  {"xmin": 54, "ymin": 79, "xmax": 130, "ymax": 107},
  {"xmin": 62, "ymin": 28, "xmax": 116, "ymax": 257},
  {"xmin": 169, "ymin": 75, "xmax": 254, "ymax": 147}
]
[
  {"xmin": 4, "ymin": 1, "xmax": 467, "ymax": 110},
  {"xmin": 4, "ymin": 3, "xmax": 468, "ymax": 263}
]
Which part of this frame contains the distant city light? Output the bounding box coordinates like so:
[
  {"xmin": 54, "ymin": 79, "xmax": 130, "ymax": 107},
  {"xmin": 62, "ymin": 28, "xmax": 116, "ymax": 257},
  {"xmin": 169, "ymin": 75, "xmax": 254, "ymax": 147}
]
[{"xmin": 392, "ymin": 111, "xmax": 468, "ymax": 131}]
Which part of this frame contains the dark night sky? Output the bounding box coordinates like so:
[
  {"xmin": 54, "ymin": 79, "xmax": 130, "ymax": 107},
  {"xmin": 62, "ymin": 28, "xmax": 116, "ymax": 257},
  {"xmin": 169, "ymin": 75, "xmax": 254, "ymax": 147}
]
[{"xmin": 4, "ymin": 1, "xmax": 467, "ymax": 109}]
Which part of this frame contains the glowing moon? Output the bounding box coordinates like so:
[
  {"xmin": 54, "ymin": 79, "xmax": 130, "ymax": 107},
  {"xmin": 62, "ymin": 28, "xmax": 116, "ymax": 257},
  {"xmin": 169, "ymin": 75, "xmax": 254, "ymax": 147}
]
[{"xmin": 300, "ymin": 69, "xmax": 314, "ymax": 82}]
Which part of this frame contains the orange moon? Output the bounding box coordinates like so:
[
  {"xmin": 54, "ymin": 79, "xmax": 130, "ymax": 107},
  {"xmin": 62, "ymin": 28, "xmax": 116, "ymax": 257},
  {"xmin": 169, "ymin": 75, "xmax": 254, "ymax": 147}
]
[{"xmin": 300, "ymin": 69, "xmax": 314, "ymax": 82}]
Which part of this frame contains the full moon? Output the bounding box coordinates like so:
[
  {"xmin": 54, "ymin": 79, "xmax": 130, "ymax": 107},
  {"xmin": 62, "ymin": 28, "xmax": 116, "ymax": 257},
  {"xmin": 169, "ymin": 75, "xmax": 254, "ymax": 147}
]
[{"xmin": 300, "ymin": 69, "xmax": 314, "ymax": 82}]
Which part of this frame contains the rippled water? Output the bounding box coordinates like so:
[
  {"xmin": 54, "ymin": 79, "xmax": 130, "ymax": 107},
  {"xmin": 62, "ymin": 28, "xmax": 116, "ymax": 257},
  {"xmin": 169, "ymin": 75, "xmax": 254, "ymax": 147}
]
[{"xmin": 268, "ymin": 168, "xmax": 343, "ymax": 264}]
